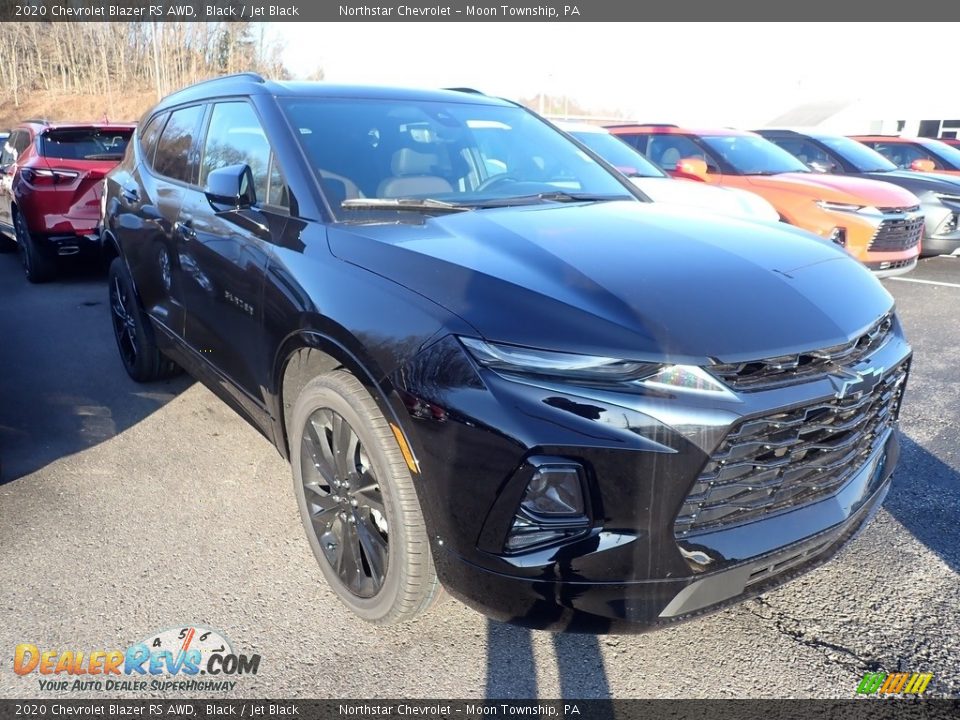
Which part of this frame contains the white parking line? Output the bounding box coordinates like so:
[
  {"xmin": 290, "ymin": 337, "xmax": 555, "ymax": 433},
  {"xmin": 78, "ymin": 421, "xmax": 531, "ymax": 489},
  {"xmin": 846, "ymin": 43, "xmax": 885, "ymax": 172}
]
[{"xmin": 887, "ymin": 277, "xmax": 960, "ymax": 289}]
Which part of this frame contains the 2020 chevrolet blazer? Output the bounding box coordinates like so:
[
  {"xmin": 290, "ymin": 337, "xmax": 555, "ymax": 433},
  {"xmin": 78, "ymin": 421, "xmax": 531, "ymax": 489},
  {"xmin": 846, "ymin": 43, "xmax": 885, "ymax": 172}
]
[{"xmin": 102, "ymin": 75, "xmax": 911, "ymax": 632}]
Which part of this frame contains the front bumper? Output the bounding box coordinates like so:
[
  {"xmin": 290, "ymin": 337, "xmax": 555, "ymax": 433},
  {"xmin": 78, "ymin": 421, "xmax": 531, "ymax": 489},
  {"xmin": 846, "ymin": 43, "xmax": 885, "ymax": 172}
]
[
  {"xmin": 436, "ymin": 436, "xmax": 894, "ymax": 633},
  {"xmin": 391, "ymin": 330, "xmax": 910, "ymax": 632}
]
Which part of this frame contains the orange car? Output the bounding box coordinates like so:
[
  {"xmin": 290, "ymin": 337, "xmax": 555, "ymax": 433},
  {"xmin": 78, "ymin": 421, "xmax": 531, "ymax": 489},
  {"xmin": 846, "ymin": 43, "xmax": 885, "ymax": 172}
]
[
  {"xmin": 607, "ymin": 124, "xmax": 923, "ymax": 277},
  {"xmin": 851, "ymin": 135, "xmax": 960, "ymax": 176}
]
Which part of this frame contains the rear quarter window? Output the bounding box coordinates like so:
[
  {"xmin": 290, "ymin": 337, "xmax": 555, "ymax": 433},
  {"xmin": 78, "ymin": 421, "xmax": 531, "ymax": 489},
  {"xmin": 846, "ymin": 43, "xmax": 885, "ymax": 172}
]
[
  {"xmin": 138, "ymin": 112, "xmax": 168, "ymax": 167},
  {"xmin": 153, "ymin": 105, "xmax": 205, "ymax": 184}
]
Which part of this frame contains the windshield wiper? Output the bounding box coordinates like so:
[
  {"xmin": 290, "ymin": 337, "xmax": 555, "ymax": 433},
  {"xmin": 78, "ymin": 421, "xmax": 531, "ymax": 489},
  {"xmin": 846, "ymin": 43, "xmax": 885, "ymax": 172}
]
[
  {"xmin": 341, "ymin": 198, "xmax": 469, "ymax": 213},
  {"xmin": 463, "ymin": 191, "xmax": 630, "ymax": 208}
]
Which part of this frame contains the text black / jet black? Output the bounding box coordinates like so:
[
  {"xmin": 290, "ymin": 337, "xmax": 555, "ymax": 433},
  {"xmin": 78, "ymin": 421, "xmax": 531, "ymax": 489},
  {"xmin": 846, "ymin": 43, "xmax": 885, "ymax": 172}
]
[{"xmin": 102, "ymin": 74, "xmax": 910, "ymax": 632}]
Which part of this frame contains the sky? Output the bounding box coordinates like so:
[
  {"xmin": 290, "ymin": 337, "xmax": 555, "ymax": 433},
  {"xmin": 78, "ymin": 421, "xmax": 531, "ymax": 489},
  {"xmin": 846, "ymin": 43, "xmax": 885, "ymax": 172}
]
[{"xmin": 268, "ymin": 22, "xmax": 960, "ymax": 129}]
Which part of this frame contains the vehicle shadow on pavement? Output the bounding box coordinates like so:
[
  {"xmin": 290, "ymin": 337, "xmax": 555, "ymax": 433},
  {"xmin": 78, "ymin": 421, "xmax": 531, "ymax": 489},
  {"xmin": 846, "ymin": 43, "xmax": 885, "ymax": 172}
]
[
  {"xmin": 884, "ymin": 435, "xmax": 960, "ymax": 574},
  {"xmin": 485, "ymin": 620, "xmax": 615, "ymax": 703},
  {"xmin": 0, "ymin": 254, "xmax": 193, "ymax": 483}
]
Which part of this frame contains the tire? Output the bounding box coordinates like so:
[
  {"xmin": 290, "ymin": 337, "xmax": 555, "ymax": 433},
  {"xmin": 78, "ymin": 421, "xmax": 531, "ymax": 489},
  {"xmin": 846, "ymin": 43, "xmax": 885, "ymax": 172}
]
[
  {"xmin": 108, "ymin": 257, "xmax": 181, "ymax": 382},
  {"xmin": 290, "ymin": 370, "xmax": 441, "ymax": 624},
  {"xmin": 16, "ymin": 211, "xmax": 55, "ymax": 283}
]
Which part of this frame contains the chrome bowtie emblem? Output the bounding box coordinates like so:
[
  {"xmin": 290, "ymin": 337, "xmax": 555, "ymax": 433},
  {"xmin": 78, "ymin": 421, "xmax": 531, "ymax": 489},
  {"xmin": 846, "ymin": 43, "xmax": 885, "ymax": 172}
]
[{"xmin": 829, "ymin": 366, "xmax": 884, "ymax": 399}]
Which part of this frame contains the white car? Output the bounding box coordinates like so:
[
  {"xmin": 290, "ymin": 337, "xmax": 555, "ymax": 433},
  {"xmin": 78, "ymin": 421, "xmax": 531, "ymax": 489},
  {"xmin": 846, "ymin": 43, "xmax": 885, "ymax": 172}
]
[{"xmin": 556, "ymin": 121, "xmax": 780, "ymax": 223}]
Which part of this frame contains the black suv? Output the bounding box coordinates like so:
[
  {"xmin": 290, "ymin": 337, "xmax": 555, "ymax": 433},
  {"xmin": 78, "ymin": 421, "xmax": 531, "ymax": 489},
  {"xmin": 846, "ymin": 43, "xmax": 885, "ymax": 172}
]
[{"xmin": 102, "ymin": 74, "xmax": 911, "ymax": 632}]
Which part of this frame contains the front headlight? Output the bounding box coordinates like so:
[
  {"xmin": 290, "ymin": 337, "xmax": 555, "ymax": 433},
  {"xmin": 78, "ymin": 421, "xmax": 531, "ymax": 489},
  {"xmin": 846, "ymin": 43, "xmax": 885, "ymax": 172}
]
[
  {"xmin": 816, "ymin": 200, "xmax": 882, "ymax": 216},
  {"xmin": 459, "ymin": 337, "xmax": 735, "ymax": 397}
]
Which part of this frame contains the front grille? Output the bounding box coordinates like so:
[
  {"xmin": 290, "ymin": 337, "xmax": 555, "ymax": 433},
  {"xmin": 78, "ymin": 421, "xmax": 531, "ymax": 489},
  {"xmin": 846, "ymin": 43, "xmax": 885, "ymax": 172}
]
[
  {"xmin": 674, "ymin": 361, "xmax": 908, "ymax": 537},
  {"xmin": 710, "ymin": 313, "xmax": 893, "ymax": 391},
  {"xmin": 869, "ymin": 216, "xmax": 924, "ymax": 252},
  {"xmin": 877, "ymin": 205, "xmax": 920, "ymax": 214},
  {"xmin": 865, "ymin": 258, "xmax": 916, "ymax": 272}
]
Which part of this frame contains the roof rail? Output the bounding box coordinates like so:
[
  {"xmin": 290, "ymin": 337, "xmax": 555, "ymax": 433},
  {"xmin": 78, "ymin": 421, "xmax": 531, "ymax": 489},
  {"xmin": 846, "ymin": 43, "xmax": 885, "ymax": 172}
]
[
  {"xmin": 23, "ymin": 118, "xmax": 50, "ymax": 125},
  {"xmin": 186, "ymin": 72, "xmax": 266, "ymax": 90},
  {"xmin": 444, "ymin": 87, "xmax": 485, "ymax": 95},
  {"xmin": 605, "ymin": 122, "xmax": 678, "ymax": 129}
]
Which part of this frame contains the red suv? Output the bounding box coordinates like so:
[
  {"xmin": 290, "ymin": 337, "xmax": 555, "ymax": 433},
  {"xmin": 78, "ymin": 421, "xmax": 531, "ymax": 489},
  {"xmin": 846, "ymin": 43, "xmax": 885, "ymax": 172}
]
[{"xmin": 0, "ymin": 120, "xmax": 134, "ymax": 282}]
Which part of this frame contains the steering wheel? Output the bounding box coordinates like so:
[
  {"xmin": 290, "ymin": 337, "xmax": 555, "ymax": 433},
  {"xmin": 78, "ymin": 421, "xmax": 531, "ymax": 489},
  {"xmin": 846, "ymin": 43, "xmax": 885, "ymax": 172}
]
[{"xmin": 475, "ymin": 173, "xmax": 521, "ymax": 192}]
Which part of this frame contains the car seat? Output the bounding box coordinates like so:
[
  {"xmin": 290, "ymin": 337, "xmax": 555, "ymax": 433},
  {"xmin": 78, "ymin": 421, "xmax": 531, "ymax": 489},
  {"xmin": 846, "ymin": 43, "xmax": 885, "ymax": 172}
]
[{"xmin": 377, "ymin": 148, "xmax": 454, "ymax": 198}]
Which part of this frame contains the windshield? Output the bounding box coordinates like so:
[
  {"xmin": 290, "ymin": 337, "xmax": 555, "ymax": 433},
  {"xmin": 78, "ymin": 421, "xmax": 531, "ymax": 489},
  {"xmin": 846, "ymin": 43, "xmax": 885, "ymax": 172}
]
[
  {"xmin": 567, "ymin": 129, "xmax": 666, "ymax": 178},
  {"xmin": 817, "ymin": 136, "xmax": 897, "ymax": 173},
  {"xmin": 699, "ymin": 134, "xmax": 810, "ymax": 175},
  {"xmin": 279, "ymin": 97, "xmax": 635, "ymax": 218},
  {"xmin": 40, "ymin": 128, "xmax": 133, "ymax": 161},
  {"xmin": 922, "ymin": 140, "xmax": 960, "ymax": 169}
]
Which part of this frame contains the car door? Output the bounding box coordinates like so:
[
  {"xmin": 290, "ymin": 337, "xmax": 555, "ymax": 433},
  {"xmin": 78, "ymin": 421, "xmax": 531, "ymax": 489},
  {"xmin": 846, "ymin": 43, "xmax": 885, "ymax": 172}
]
[
  {"xmin": 176, "ymin": 99, "xmax": 284, "ymax": 425},
  {"xmin": 124, "ymin": 104, "xmax": 206, "ymax": 340}
]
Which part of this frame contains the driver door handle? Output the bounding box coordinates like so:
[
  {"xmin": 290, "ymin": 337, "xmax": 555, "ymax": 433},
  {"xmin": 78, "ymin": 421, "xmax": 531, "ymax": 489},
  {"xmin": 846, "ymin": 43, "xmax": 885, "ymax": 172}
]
[{"xmin": 174, "ymin": 218, "xmax": 196, "ymax": 241}]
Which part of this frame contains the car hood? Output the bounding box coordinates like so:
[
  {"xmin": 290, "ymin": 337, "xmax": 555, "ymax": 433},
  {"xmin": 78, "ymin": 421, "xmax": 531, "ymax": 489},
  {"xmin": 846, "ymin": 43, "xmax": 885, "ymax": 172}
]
[
  {"xmin": 328, "ymin": 201, "xmax": 893, "ymax": 365},
  {"xmin": 742, "ymin": 172, "xmax": 920, "ymax": 206},
  {"xmin": 857, "ymin": 169, "xmax": 960, "ymax": 197},
  {"xmin": 631, "ymin": 177, "xmax": 780, "ymax": 222}
]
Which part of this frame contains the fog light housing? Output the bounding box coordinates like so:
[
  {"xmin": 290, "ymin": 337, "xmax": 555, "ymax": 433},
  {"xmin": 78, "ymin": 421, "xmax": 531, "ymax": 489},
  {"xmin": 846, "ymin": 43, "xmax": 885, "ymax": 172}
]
[
  {"xmin": 504, "ymin": 460, "xmax": 592, "ymax": 553},
  {"xmin": 937, "ymin": 213, "xmax": 958, "ymax": 235},
  {"xmin": 829, "ymin": 227, "xmax": 846, "ymax": 247}
]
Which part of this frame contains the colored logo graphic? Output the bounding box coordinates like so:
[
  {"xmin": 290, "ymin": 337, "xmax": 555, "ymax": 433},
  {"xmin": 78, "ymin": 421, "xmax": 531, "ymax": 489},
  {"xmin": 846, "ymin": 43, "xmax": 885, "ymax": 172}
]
[
  {"xmin": 13, "ymin": 625, "xmax": 260, "ymax": 692},
  {"xmin": 856, "ymin": 672, "xmax": 933, "ymax": 696}
]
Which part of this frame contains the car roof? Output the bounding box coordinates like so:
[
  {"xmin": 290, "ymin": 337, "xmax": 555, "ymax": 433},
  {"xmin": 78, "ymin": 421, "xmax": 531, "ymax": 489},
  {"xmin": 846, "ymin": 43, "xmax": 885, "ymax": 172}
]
[
  {"xmin": 553, "ymin": 121, "xmax": 608, "ymax": 134},
  {"xmin": 16, "ymin": 120, "xmax": 136, "ymax": 132},
  {"xmin": 850, "ymin": 135, "xmax": 945, "ymax": 146},
  {"xmin": 156, "ymin": 73, "xmax": 515, "ymax": 111},
  {"xmin": 605, "ymin": 124, "xmax": 752, "ymax": 137},
  {"xmin": 755, "ymin": 127, "xmax": 844, "ymax": 141}
]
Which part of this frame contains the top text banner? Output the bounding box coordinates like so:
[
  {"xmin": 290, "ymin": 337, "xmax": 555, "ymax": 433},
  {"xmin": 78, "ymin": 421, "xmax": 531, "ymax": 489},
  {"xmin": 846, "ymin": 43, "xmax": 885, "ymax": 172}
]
[{"xmin": 0, "ymin": 0, "xmax": 958, "ymax": 21}]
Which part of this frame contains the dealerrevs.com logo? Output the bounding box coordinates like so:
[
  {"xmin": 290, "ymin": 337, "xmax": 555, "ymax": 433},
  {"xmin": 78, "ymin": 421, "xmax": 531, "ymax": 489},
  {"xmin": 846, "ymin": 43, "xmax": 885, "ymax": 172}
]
[{"xmin": 13, "ymin": 626, "xmax": 260, "ymax": 692}]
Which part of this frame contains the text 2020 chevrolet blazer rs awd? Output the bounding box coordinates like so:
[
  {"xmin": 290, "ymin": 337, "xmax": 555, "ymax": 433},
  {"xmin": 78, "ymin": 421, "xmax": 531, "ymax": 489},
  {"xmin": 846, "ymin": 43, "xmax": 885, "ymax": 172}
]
[{"xmin": 102, "ymin": 75, "xmax": 911, "ymax": 632}]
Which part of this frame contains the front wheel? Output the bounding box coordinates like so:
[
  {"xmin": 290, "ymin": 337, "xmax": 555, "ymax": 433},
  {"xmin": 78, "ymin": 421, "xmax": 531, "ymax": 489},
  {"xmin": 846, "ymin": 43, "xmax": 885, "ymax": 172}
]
[{"xmin": 290, "ymin": 370, "xmax": 441, "ymax": 624}]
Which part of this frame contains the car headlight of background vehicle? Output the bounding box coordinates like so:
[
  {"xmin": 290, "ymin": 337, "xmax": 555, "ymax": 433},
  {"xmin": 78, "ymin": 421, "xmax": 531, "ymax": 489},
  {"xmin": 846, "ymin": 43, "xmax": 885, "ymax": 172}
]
[
  {"xmin": 459, "ymin": 337, "xmax": 734, "ymax": 397},
  {"xmin": 815, "ymin": 200, "xmax": 883, "ymax": 217}
]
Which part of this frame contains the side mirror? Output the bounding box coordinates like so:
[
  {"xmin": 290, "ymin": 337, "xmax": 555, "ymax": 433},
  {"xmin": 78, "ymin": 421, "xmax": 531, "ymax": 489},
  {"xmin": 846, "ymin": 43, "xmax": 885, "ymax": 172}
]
[
  {"xmin": 674, "ymin": 157, "xmax": 710, "ymax": 182},
  {"xmin": 205, "ymin": 164, "xmax": 256, "ymax": 210},
  {"xmin": 807, "ymin": 160, "xmax": 836, "ymax": 174},
  {"xmin": 910, "ymin": 158, "xmax": 936, "ymax": 172}
]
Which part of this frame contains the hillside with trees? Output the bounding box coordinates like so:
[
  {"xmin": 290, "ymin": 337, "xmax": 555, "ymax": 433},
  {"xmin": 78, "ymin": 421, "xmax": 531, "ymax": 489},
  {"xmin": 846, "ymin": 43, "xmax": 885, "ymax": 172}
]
[{"xmin": 0, "ymin": 22, "xmax": 294, "ymax": 127}]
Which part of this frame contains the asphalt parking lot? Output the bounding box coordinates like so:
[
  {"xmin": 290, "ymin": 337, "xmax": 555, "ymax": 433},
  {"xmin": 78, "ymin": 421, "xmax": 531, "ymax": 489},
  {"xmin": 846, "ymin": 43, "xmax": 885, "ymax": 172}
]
[{"xmin": 0, "ymin": 251, "xmax": 957, "ymax": 700}]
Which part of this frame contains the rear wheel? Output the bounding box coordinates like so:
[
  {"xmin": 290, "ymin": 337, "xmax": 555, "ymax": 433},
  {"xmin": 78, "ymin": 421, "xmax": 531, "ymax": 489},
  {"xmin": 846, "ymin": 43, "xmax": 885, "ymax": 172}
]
[
  {"xmin": 108, "ymin": 257, "xmax": 181, "ymax": 382},
  {"xmin": 16, "ymin": 212, "xmax": 55, "ymax": 283},
  {"xmin": 290, "ymin": 370, "xmax": 441, "ymax": 624}
]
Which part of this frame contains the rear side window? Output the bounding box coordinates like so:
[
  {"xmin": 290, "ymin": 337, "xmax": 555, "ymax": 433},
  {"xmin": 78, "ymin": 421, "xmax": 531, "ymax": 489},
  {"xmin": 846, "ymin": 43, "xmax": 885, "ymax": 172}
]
[
  {"xmin": 138, "ymin": 113, "xmax": 168, "ymax": 167},
  {"xmin": 1, "ymin": 130, "xmax": 31, "ymax": 165},
  {"xmin": 40, "ymin": 128, "xmax": 132, "ymax": 161},
  {"xmin": 154, "ymin": 105, "xmax": 205, "ymax": 184},
  {"xmin": 200, "ymin": 101, "xmax": 272, "ymax": 203}
]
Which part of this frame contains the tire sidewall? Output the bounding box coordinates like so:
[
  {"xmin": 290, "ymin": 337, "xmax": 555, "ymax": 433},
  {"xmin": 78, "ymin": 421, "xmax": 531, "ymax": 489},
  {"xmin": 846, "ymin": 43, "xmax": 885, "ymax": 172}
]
[
  {"xmin": 108, "ymin": 258, "xmax": 152, "ymax": 380},
  {"xmin": 290, "ymin": 375, "xmax": 409, "ymax": 622}
]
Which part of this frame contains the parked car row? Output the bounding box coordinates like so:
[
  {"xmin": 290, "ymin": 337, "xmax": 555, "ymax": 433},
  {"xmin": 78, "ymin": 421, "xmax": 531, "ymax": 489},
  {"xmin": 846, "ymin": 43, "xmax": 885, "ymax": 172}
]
[
  {"xmin": 572, "ymin": 122, "xmax": 960, "ymax": 273},
  {"xmin": 2, "ymin": 112, "xmax": 957, "ymax": 284}
]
